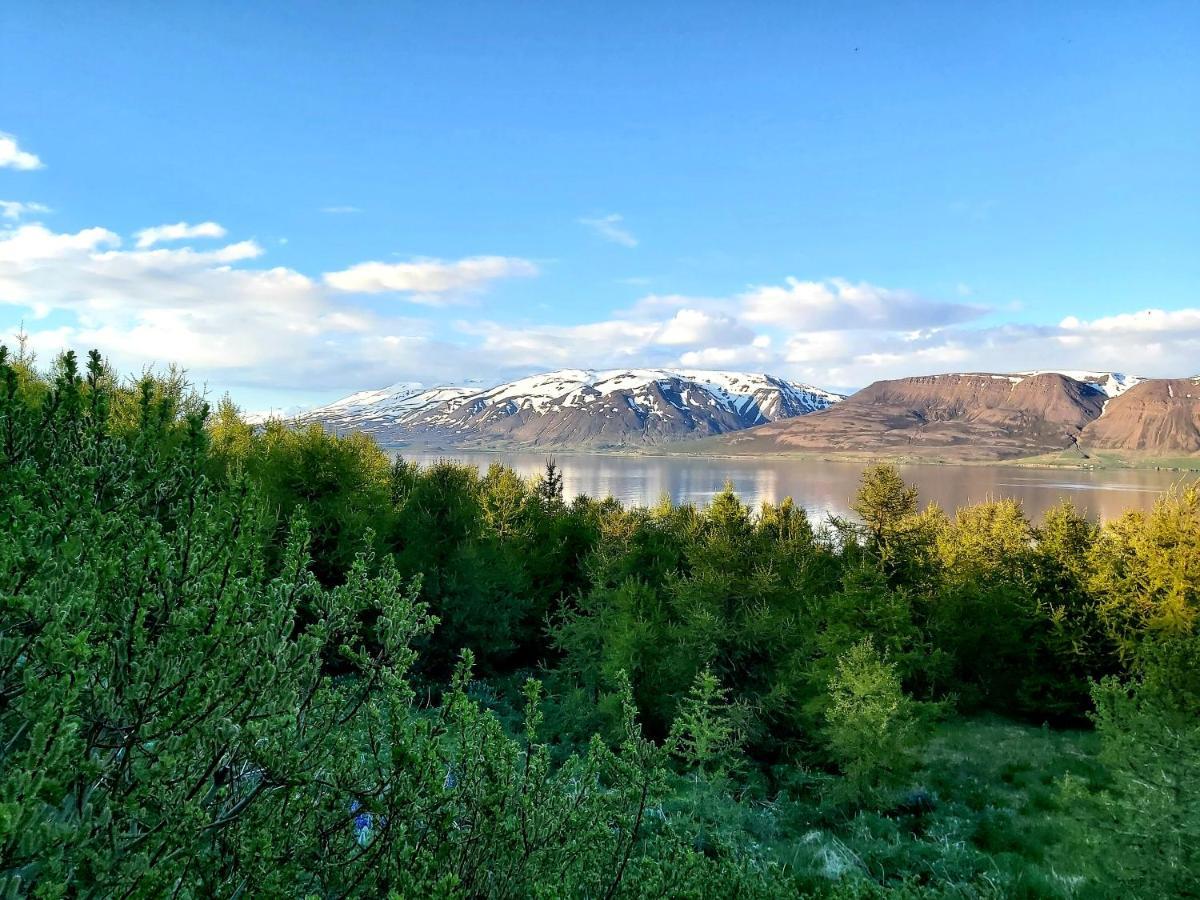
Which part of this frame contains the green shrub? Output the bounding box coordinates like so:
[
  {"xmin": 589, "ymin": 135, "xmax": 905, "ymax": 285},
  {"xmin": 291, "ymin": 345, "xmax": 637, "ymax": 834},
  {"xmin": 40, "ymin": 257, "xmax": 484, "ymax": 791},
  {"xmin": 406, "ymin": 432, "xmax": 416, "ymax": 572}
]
[{"xmin": 824, "ymin": 638, "xmax": 921, "ymax": 801}]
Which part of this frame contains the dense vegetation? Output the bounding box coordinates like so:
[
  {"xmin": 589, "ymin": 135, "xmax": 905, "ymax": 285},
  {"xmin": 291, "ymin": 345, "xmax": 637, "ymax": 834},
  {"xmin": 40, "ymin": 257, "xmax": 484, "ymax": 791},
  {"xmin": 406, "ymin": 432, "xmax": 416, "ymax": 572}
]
[{"xmin": 2, "ymin": 348, "xmax": 1197, "ymax": 897}]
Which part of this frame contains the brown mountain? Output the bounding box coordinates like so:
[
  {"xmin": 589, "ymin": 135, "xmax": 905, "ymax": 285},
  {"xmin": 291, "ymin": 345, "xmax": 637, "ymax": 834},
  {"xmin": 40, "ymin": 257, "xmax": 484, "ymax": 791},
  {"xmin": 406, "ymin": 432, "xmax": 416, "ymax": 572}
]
[
  {"xmin": 713, "ymin": 372, "xmax": 1110, "ymax": 461},
  {"xmin": 1081, "ymin": 378, "xmax": 1200, "ymax": 453}
]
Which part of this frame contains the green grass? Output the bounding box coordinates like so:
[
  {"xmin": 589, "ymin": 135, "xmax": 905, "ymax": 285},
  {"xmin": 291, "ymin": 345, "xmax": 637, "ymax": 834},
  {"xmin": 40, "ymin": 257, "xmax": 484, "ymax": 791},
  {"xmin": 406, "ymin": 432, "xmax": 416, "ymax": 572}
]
[
  {"xmin": 659, "ymin": 716, "xmax": 1112, "ymax": 897},
  {"xmin": 1010, "ymin": 450, "xmax": 1200, "ymax": 471}
]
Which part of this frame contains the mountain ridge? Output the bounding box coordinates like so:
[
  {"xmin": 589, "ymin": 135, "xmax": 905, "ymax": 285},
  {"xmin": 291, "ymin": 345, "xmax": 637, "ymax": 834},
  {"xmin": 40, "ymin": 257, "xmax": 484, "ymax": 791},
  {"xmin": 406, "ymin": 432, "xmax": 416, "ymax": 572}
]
[
  {"xmin": 709, "ymin": 370, "xmax": 1200, "ymax": 462},
  {"xmin": 301, "ymin": 367, "xmax": 1200, "ymax": 462},
  {"xmin": 712, "ymin": 372, "xmax": 1112, "ymax": 461},
  {"xmin": 307, "ymin": 367, "xmax": 844, "ymax": 449}
]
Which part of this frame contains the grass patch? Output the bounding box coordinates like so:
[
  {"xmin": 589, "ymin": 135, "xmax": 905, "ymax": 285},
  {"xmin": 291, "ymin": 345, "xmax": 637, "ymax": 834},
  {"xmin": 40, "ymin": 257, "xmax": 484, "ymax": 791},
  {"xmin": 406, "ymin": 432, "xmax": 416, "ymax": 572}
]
[
  {"xmin": 662, "ymin": 716, "xmax": 1110, "ymax": 897},
  {"xmin": 1012, "ymin": 450, "xmax": 1200, "ymax": 471}
]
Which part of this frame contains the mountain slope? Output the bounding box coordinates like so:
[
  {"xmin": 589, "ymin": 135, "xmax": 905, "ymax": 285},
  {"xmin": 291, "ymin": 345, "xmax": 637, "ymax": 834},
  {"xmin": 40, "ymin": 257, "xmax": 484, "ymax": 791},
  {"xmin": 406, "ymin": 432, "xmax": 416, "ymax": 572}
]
[
  {"xmin": 1081, "ymin": 377, "xmax": 1200, "ymax": 453},
  {"xmin": 310, "ymin": 368, "xmax": 843, "ymax": 448},
  {"xmin": 713, "ymin": 372, "xmax": 1120, "ymax": 461}
]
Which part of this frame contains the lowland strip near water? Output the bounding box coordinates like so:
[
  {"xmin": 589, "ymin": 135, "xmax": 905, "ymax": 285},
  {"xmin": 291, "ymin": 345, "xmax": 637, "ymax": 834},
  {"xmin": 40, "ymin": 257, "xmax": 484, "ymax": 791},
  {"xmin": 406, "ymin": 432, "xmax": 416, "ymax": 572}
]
[{"xmin": 397, "ymin": 451, "xmax": 1200, "ymax": 523}]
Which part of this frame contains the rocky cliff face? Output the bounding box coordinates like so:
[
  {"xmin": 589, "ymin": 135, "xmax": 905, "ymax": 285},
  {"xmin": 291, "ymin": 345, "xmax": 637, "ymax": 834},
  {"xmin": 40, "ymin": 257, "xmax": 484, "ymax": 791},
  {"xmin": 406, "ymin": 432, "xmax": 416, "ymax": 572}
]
[
  {"xmin": 1081, "ymin": 378, "xmax": 1200, "ymax": 453},
  {"xmin": 308, "ymin": 368, "xmax": 842, "ymax": 449}
]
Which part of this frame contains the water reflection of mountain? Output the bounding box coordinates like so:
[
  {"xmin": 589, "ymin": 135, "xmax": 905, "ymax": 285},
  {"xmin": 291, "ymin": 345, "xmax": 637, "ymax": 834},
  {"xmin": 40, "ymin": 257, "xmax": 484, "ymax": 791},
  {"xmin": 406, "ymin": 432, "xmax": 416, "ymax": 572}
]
[{"xmin": 398, "ymin": 452, "xmax": 1200, "ymax": 523}]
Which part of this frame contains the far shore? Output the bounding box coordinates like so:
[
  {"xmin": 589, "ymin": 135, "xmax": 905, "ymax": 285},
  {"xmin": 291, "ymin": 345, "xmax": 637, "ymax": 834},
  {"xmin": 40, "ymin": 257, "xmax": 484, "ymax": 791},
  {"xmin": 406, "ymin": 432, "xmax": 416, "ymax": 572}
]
[{"xmin": 378, "ymin": 440, "xmax": 1200, "ymax": 473}]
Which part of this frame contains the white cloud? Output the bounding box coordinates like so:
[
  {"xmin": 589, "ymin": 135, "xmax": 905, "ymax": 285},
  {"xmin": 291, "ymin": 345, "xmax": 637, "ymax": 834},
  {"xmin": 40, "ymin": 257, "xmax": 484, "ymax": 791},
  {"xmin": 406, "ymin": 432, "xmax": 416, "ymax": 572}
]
[
  {"xmin": 0, "ymin": 201, "xmax": 51, "ymax": 221},
  {"xmin": 5, "ymin": 215, "xmax": 1197, "ymax": 402},
  {"xmin": 773, "ymin": 311, "xmax": 1200, "ymax": 390},
  {"xmin": 579, "ymin": 213, "xmax": 638, "ymax": 248},
  {"xmin": 321, "ymin": 205, "xmax": 362, "ymax": 214},
  {"xmin": 679, "ymin": 344, "xmax": 776, "ymax": 369},
  {"xmin": 456, "ymin": 318, "xmax": 664, "ymax": 369},
  {"xmin": 782, "ymin": 330, "xmax": 860, "ymax": 364},
  {"xmin": 443, "ymin": 277, "xmax": 994, "ymax": 382},
  {"xmin": 452, "ymin": 307, "xmax": 756, "ymax": 373},
  {"xmin": 0, "ymin": 134, "xmax": 43, "ymax": 170},
  {"xmin": 0, "ymin": 224, "xmax": 373, "ymax": 385},
  {"xmin": 0, "ymin": 222, "xmax": 546, "ymax": 392},
  {"xmin": 205, "ymin": 240, "xmax": 265, "ymax": 263},
  {"xmin": 1059, "ymin": 308, "xmax": 1200, "ymax": 335},
  {"xmin": 0, "ymin": 224, "xmax": 119, "ymax": 267},
  {"xmin": 446, "ymin": 277, "xmax": 1200, "ymax": 392},
  {"xmin": 654, "ymin": 308, "xmax": 753, "ymax": 347},
  {"xmin": 740, "ymin": 277, "xmax": 986, "ymax": 331},
  {"xmin": 134, "ymin": 221, "xmax": 228, "ymax": 248},
  {"xmin": 619, "ymin": 292, "xmax": 731, "ymax": 319},
  {"xmin": 324, "ymin": 255, "xmax": 538, "ymax": 304}
]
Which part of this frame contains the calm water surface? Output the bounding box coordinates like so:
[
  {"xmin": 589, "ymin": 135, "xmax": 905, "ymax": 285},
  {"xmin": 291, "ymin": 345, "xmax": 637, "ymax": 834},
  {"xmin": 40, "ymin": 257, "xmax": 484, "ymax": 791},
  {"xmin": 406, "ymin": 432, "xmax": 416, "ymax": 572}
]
[{"xmin": 398, "ymin": 451, "xmax": 1199, "ymax": 523}]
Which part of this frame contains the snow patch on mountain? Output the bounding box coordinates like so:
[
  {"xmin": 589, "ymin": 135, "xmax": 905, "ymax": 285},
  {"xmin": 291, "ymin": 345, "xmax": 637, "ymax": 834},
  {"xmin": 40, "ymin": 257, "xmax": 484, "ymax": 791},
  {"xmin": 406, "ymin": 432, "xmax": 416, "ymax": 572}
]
[
  {"xmin": 1020, "ymin": 370, "xmax": 1142, "ymax": 399},
  {"xmin": 450, "ymin": 368, "xmax": 842, "ymax": 417}
]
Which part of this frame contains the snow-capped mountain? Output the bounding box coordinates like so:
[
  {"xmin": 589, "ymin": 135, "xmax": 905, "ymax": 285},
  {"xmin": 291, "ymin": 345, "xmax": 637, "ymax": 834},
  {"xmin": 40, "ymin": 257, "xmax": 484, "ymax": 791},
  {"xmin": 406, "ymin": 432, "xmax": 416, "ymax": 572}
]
[{"xmin": 308, "ymin": 368, "xmax": 843, "ymax": 448}]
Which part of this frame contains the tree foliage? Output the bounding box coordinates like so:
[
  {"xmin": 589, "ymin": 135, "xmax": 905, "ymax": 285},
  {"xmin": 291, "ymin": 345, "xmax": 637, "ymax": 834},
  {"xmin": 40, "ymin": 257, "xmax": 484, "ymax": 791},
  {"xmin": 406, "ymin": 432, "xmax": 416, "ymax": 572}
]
[
  {"xmin": 824, "ymin": 638, "xmax": 918, "ymax": 800},
  {"xmin": 0, "ymin": 348, "xmax": 771, "ymax": 897},
  {"xmin": 668, "ymin": 667, "xmax": 745, "ymax": 778},
  {"xmin": 3, "ymin": 348, "xmax": 1199, "ymax": 897}
]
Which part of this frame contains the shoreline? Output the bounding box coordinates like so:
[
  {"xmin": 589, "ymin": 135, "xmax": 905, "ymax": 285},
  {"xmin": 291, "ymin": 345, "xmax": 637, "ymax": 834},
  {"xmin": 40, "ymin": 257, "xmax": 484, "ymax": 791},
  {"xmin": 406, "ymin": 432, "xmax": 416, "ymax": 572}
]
[{"xmin": 380, "ymin": 441, "xmax": 1200, "ymax": 473}]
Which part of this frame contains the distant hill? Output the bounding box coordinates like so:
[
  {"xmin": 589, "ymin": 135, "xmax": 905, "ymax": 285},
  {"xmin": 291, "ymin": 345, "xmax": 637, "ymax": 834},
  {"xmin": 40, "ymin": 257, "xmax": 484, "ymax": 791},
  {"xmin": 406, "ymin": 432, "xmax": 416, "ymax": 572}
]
[
  {"xmin": 711, "ymin": 371, "xmax": 1147, "ymax": 462},
  {"xmin": 306, "ymin": 368, "xmax": 843, "ymax": 449},
  {"xmin": 1080, "ymin": 377, "xmax": 1200, "ymax": 453}
]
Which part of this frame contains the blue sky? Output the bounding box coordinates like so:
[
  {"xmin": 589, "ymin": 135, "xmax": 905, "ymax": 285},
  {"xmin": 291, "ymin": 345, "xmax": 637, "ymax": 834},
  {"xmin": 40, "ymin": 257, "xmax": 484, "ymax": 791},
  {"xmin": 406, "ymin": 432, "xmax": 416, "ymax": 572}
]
[{"xmin": 1, "ymin": 1, "xmax": 1197, "ymax": 411}]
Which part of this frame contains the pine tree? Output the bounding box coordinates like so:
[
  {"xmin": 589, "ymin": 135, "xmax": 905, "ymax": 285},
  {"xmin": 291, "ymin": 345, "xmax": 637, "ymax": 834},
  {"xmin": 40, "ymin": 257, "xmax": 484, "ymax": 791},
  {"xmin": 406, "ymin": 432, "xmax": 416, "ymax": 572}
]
[
  {"xmin": 536, "ymin": 456, "xmax": 564, "ymax": 507},
  {"xmin": 825, "ymin": 637, "xmax": 919, "ymax": 800},
  {"xmin": 668, "ymin": 666, "xmax": 743, "ymax": 778},
  {"xmin": 852, "ymin": 463, "xmax": 918, "ymax": 538}
]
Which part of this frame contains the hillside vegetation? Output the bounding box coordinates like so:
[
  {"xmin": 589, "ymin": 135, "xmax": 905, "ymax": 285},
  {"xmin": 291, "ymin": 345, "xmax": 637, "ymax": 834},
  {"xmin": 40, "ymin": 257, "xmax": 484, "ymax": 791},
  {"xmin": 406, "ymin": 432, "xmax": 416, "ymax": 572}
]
[{"xmin": 2, "ymin": 348, "xmax": 1198, "ymax": 897}]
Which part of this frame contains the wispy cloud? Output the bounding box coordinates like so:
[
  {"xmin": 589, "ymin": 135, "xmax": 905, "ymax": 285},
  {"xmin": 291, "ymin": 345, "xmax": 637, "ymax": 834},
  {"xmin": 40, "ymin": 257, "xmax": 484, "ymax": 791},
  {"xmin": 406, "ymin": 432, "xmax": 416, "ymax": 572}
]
[
  {"xmin": 579, "ymin": 213, "xmax": 637, "ymax": 248},
  {"xmin": 0, "ymin": 133, "xmax": 43, "ymax": 170},
  {"xmin": 0, "ymin": 201, "xmax": 51, "ymax": 220},
  {"xmin": 324, "ymin": 255, "xmax": 538, "ymax": 304},
  {"xmin": 321, "ymin": 205, "xmax": 363, "ymax": 214},
  {"xmin": 134, "ymin": 220, "xmax": 227, "ymax": 248},
  {"xmin": 739, "ymin": 277, "xmax": 988, "ymax": 332}
]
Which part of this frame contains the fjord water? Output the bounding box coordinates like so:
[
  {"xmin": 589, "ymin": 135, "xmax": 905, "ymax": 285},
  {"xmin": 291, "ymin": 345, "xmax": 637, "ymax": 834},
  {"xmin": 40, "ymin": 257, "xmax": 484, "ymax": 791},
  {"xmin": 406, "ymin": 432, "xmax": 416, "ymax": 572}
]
[{"xmin": 401, "ymin": 451, "xmax": 1199, "ymax": 522}]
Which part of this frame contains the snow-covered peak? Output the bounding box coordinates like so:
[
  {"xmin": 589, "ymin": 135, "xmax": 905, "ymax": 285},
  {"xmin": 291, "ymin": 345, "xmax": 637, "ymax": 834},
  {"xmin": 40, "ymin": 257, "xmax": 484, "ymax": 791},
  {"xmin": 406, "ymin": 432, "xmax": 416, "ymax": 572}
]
[
  {"xmin": 317, "ymin": 381, "xmax": 426, "ymax": 414},
  {"xmin": 306, "ymin": 367, "xmax": 844, "ymax": 444},
  {"xmin": 243, "ymin": 406, "xmax": 309, "ymax": 425},
  {"xmin": 310, "ymin": 384, "xmax": 476, "ymax": 420},
  {"xmin": 469, "ymin": 367, "xmax": 842, "ymax": 415}
]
